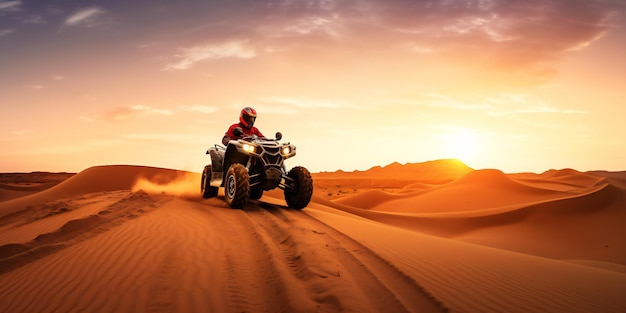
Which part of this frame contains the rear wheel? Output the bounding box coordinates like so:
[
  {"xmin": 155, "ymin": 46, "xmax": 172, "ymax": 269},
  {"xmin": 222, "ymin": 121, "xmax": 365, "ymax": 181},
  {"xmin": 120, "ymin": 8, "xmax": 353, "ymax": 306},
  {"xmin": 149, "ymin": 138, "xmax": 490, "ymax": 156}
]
[
  {"xmin": 284, "ymin": 166, "xmax": 313, "ymax": 210},
  {"xmin": 201, "ymin": 165, "xmax": 218, "ymax": 198},
  {"xmin": 224, "ymin": 163, "xmax": 250, "ymax": 209}
]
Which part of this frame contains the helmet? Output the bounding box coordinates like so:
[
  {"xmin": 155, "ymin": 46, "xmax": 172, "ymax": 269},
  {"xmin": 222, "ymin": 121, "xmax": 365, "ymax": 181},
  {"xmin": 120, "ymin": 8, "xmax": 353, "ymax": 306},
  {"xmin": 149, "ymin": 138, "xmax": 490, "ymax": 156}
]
[{"xmin": 239, "ymin": 107, "xmax": 257, "ymax": 128}]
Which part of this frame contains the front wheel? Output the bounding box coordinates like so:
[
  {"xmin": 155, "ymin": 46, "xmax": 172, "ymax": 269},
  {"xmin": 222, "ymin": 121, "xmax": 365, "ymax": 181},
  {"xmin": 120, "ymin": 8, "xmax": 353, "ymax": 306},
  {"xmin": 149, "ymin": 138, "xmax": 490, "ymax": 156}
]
[
  {"xmin": 201, "ymin": 165, "xmax": 218, "ymax": 198},
  {"xmin": 224, "ymin": 163, "xmax": 250, "ymax": 209},
  {"xmin": 284, "ymin": 166, "xmax": 313, "ymax": 210}
]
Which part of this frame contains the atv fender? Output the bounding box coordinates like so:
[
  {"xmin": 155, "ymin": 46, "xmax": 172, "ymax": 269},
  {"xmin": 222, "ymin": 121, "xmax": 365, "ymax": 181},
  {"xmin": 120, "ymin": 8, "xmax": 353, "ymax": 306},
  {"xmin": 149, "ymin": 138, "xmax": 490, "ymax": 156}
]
[
  {"xmin": 209, "ymin": 149, "xmax": 224, "ymax": 172},
  {"xmin": 209, "ymin": 149, "xmax": 225, "ymax": 187},
  {"xmin": 222, "ymin": 145, "xmax": 250, "ymax": 187}
]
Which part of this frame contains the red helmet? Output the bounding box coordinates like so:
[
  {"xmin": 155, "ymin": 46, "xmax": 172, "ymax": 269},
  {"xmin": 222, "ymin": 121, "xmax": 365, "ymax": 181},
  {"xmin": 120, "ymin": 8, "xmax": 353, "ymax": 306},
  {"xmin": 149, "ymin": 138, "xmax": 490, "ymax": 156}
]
[{"xmin": 239, "ymin": 107, "xmax": 257, "ymax": 128}]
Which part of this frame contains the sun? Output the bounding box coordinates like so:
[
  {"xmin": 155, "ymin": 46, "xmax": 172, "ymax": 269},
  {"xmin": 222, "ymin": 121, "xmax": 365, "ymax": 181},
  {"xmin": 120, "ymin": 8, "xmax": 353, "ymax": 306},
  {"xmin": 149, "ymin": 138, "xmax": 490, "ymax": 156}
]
[{"xmin": 442, "ymin": 128, "xmax": 482, "ymax": 164}]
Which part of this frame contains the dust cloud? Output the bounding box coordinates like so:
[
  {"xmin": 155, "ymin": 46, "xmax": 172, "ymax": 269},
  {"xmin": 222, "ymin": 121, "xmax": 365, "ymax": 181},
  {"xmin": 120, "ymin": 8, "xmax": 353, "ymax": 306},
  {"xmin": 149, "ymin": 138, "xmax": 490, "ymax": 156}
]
[{"xmin": 132, "ymin": 172, "xmax": 202, "ymax": 198}]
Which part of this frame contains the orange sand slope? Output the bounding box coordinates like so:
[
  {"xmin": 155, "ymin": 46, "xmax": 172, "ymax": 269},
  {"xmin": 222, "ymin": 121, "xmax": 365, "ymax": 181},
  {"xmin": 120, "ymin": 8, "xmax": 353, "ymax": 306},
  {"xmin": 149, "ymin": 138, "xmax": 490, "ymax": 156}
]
[
  {"xmin": 1, "ymin": 162, "xmax": 626, "ymax": 313},
  {"xmin": 0, "ymin": 172, "xmax": 74, "ymax": 203}
]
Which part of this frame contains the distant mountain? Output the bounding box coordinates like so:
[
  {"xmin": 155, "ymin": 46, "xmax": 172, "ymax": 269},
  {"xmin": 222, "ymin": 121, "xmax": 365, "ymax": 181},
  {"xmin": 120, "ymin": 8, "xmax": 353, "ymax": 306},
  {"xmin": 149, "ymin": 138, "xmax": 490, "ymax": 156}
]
[{"xmin": 314, "ymin": 159, "xmax": 474, "ymax": 183}]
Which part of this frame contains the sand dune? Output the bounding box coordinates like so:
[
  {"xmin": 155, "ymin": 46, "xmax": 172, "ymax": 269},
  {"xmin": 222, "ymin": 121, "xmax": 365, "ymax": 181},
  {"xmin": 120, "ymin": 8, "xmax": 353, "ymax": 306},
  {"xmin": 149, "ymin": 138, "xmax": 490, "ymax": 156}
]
[
  {"xmin": 0, "ymin": 166, "xmax": 194, "ymax": 219},
  {"xmin": 0, "ymin": 172, "xmax": 73, "ymax": 202},
  {"xmin": 1, "ymin": 162, "xmax": 625, "ymax": 312},
  {"xmin": 337, "ymin": 169, "xmax": 603, "ymax": 213},
  {"xmin": 0, "ymin": 183, "xmax": 57, "ymax": 203}
]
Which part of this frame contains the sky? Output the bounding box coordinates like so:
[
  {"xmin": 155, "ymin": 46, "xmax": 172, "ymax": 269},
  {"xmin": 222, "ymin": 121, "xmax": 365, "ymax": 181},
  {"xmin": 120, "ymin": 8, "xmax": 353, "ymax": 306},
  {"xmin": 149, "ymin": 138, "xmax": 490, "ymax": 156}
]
[{"xmin": 1, "ymin": 0, "xmax": 625, "ymax": 174}]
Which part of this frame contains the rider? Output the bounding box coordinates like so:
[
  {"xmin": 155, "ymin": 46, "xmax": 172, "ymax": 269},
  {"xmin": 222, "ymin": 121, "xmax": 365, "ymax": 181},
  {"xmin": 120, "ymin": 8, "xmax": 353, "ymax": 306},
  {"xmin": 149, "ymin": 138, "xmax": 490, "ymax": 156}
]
[{"xmin": 222, "ymin": 107, "xmax": 265, "ymax": 145}]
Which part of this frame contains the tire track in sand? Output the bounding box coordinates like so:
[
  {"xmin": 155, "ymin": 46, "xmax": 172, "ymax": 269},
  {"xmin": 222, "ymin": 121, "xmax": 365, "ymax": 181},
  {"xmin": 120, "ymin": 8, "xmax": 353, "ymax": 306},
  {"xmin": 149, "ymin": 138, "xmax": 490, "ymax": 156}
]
[
  {"xmin": 0, "ymin": 190, "xmax": 171, "ymax": 275},
  {"xmin": 217, "ymin": 201, "xmax": 448, "ymax": 313}
]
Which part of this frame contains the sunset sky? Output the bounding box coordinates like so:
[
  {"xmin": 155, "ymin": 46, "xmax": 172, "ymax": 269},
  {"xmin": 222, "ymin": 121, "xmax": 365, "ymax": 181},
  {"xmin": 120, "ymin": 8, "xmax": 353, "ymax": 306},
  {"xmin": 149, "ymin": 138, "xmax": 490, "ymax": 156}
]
[{"xmin": 1, "ymin": 0, "xmax": 625, "ymax": 174}]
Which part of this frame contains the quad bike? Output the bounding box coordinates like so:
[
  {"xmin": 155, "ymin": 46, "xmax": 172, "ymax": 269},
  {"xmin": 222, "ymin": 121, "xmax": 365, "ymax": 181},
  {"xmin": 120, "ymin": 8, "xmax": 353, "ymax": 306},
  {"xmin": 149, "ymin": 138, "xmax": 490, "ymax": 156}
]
[{"xmin": 201, "ymin": 129, "xmax": 313, "ymax": 209}]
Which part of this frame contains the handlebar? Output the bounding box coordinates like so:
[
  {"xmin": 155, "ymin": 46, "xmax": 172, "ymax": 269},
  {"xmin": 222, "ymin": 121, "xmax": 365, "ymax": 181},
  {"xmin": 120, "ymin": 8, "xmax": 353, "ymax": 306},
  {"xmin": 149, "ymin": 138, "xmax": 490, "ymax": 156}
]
[
  {"xmin": 207, "ymin": 131, "xmax": 284, "ymax": 154},
  {"xmin": 237, "ymin": 134, "xmax": 280, "ymax": 142}
]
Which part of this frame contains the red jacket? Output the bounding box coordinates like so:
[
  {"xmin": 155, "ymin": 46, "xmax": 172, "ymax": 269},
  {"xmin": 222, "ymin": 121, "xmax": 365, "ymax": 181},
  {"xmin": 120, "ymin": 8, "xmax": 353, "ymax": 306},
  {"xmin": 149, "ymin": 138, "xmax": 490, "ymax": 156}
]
[{"xmin": 222, "ymin": 123, "xmax": 264, "ymax": 145}]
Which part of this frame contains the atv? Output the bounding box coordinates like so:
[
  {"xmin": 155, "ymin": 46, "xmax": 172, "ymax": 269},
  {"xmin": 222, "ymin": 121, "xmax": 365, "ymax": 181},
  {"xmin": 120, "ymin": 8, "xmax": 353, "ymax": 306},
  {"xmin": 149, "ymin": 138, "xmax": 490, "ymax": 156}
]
[{"xmin": 201, "ymin": 128, "xmax": 313, "ymax": 209}]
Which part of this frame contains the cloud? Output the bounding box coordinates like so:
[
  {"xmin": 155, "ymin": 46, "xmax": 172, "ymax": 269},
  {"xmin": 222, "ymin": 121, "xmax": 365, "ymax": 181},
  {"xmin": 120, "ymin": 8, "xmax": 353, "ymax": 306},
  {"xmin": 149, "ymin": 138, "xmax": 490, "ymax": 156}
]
[
  {"xmin": 149, "ymin": 0, "xmax": 616, "ymax": 83},
  {"xmin": 93, "ymin": 104, "xmax": 217, "ymax": 122},
  {"xmin": 405, "ymin": 43, "xmax": 437, "ymax": 54},
  {"xmin": 484, "ymin": 94, "xmax": 587, "ymax": 116},
  {"xmin": 389, "ymin": 95, "xmax": 494, "ymax": 112},
  {"xmin": 164, "ymin": 41, "xmax": 256, "ymax": 71},
  {"xmin": 420, "ymin": 94, "xmax": 494, "ymax": 111},
  {"xmin": 130, "ymin": 105, "xmax": 173, "ymax": 116},
  {"xmin": 179, "ymin": 105, "xmax": 219, "ymax": 114},
  {"xmin": 101, "ymin": 105, "xmax": 173, "ymax": 121},
  {"xmin": 260, "ymin": 96, "xmax": 348, "ymax": 109},
  {"xmin": 87, "ymin": 139, "xmax": 125, "ymax": 148},
  {"xmin": 60, "ymin": 6, "xmax": 107, "ymax": 31},
  {"xmin": 12, "ymin": 129, "xmax": 31, "ymax": 135},
  {"xmin": 248, "ymin": 105, "xmax": 299, "ymax": 115},
  {"xmin": 0, "ymin": 1, "xmax": 21, "ymax": 13},
  {"xmin": 265, "ymin": 0, "xmax": 615, "ymax": 82},
  {"xmin": 280, "ymin": 15, "xmax": 343, "ymax": 39},
  {"xmin": 383, "ymin": 0, "xmax": 614, "ymax": 68},
  {"xmin": 22, "ymin": 14, "xmax": 46, "ymax": 24},
  {"xmin": 248, "ymin": 96, "xmax": 354, "ymax": 116},
  {"xmin": 0, "ymin": 29, "xmax": 14, "ymax": 37},
  {"xmin": 494, "ymin": 105, "xmax": 587, "ymax": 116},
  {"xmin": 123, "ymin": 133, "xmax": 205, "ymax": 145},
  {"xmin": 65, "ymin": 7, "xmax": 106, "ymax": 25},
  {"xmin": 101, "ymin": 107, "xmax": 136, "ymax": 121},
  {"xmin": 79, "ymin": 116, "xmax": 94, "ymax": 123},
  {"xmin": 395, "ymin": 92, "xmax": 586, "ymax": 117},
  {"xmin": 285, "ymin": 17, "xmax": 331, "ymax": 35},
  {"xmin": 273, "ymin": 0, "xmax": 339, "ymax": 11}
]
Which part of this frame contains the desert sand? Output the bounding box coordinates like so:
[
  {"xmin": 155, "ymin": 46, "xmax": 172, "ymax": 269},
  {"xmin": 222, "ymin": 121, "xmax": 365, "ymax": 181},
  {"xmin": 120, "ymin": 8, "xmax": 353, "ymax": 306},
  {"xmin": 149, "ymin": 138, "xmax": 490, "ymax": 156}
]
[{"xmin": 1, "ymin": 160, "xmax": 625, "ymax": 313}]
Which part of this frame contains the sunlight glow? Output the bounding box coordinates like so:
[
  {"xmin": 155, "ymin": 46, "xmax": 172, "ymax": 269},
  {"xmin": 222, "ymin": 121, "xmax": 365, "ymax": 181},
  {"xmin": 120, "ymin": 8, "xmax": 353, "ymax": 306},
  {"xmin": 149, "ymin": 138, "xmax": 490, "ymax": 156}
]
[{"xmin": 442, "ymin": 128, "xmax": 482, "ymax": 164}]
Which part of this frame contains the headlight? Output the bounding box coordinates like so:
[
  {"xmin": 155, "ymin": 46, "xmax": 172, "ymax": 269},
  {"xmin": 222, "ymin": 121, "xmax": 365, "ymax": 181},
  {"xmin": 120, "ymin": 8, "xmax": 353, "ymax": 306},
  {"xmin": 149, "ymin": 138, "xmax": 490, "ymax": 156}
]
[
  {"xmin": 281, "ymin": 146, "xmax": 291, "ymax": 156},
  {"xmin": 242, "ymin": 143, "xmax": 256, "ymax": 153}
]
